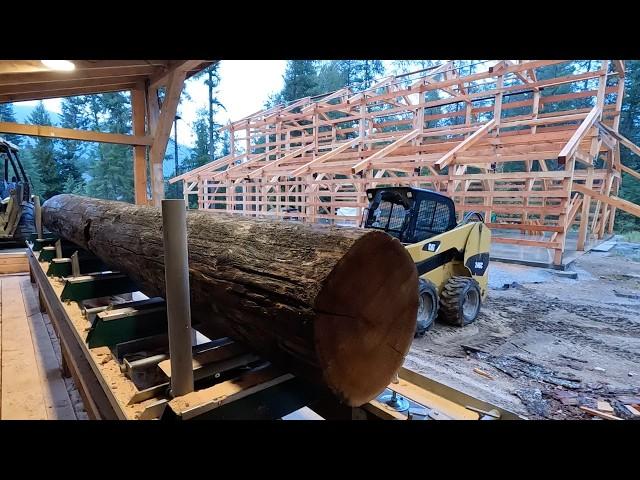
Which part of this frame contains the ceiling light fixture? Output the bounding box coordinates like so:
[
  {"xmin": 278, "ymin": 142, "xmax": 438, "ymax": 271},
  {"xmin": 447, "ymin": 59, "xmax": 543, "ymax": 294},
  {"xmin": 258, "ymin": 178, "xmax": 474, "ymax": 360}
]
[{"xmin": 41, "ymin": 60, "xmax": 76, "ymax": 71}]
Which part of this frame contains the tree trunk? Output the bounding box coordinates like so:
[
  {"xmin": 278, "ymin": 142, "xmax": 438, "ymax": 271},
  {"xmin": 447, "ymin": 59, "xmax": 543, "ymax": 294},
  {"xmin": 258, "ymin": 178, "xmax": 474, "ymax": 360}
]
[{"xmin": 42, "ymin": 194, "xmax": 418, "ymax": 406}]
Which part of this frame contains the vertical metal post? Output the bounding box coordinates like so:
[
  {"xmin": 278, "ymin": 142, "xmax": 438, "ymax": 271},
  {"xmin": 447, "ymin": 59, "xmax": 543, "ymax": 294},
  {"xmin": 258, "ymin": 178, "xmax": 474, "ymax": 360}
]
[
  {"xmin": 161, "ymin": 199, "xmax": 194, "ymax": 397},
  {"xmin": 34, "ymin": 195, "xmax": 42, "ymax": 238},
  {"xmin": 71, "ymin": 251, "xmax": 80, "ymax": 277}
]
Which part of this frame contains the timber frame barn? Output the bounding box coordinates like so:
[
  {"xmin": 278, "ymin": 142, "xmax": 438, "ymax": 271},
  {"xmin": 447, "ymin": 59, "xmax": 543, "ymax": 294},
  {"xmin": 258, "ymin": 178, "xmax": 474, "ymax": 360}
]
[{"xmin": 172, "ymin": 60, "xmax": 640, "ymax": 266}]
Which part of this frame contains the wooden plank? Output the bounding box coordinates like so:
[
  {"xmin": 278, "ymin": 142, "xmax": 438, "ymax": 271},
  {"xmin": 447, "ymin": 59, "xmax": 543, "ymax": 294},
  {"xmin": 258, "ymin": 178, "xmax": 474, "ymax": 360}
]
[
  {"xmin": 131, "ymin": 88, "xmax": 148, "ymax": 205},
  {"xmin": 149, "ymin": 60, "xmax": 211, "ymax": 89},
  {"xmin": 0, "ymin": 121, "xmax": 151, "ymax": 146},
  {"xmin": 149, "ymin": 69, "xmax": 186, "ymax": 206},
  {"xmin": 167, "ymin": 365, "xmax": 293, "ymax": 419},
  {"xmin": 0, "ymin": 64, "xmax": 162, "ymax": 87},
  {"xmin": 624, "ymin": 404, "xmax": 640, "ymax": 416},
  {"xmin": 1, "ymin": 276, "xmax": 47, "ymax": 419},
  {"xmin": 389, "ymin": 378, "xmax": 478, "ymax": 420},
  {"xmin": 20, "ymin": 278, "xmax": 76, "ymax": 420},
  {"xmin": 620, "ymin": 163, "xmax": 640, "ymax": 181},
  {"xmin": 351, "ymin": 129, "xmax": 421, "ymax": 174},
  {"xmin": 0, "ymin": 75, "xmax": 149, "ymax": 97},
  {"xmin": 290, "ymin": 138, "xmax": 361, "ymax": 176},
  {"xmin": 246, "ymin": 145, "xmax": 316, "ymax": 179},
  {"xmin": 0, "ymin": 82, "xmax": 139, "ymax": 104},
  {"xmin": 492, "ymin": 237, "xmax": 562, "ymax": 249},
  {"xmin": 572, "ymin": 183, "xmax": 640, "ymax": 218},
  {"xmin": 0, "ymin": 253, "xmax": 28, "ymax": 274},
  {"xmin": 599, "ymin": 121, "xmax": 640, "ymax": 158},
  {"xmin": 579, "ymin": 406, "xmax": 622, "ymax": 420},
  {"xmin": 435, "ymin": 119, "xmax": 497, "ymax": 168},
  {"xmin": 558, "ymin": 106, "xmax": 602, "ymax": 162}
]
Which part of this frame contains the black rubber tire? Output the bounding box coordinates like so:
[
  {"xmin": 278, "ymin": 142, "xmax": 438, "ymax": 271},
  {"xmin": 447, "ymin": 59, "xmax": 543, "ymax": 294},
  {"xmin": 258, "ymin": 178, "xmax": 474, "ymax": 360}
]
[
  {"xmin": 439, "ymin": 276, "xmax": 482, "ymax": 327},
  {"xmin": 12, "ymin": 201, "xmax": 36, "ymax": 245},
  {"xmin": 415, "ymin": 279, "xmax": 439, "ymax": 337}
]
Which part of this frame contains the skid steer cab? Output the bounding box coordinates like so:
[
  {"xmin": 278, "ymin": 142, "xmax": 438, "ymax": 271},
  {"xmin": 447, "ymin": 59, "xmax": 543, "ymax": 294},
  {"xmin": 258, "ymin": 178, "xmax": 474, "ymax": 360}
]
[{"xmin": 362, "ymin": 187, "xmax": 490, "ymax": 337}]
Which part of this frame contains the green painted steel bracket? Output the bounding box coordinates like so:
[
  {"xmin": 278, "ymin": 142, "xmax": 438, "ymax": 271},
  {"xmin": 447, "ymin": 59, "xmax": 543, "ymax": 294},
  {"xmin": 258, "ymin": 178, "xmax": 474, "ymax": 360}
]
[
  {"xmin": 86, "ymin": 304, "xmax": 168, "ymax": 348},
  {"xmin": 60, "ymin": 273, "xmax": 139, "ymax": 302},
  {"xmin": 39, "ymin": 246, "xmax": 57, "ymax": 262},
  {"xmin": 47, "ymin": 257, "xmax": 108, "ymax": 278},
  {"xmin": 47, "ymin": 258, "xmax": 72, "ymax": 277},
  {"xmin": 33, "ymin": 237, "xmax": 57, "ymax": 251}
]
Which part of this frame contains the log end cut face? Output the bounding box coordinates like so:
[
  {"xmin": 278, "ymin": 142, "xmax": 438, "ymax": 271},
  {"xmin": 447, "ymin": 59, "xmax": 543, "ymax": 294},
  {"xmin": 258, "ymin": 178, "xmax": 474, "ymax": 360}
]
[{"xmin": 313, "ymin": 231, "xmax": 418, "ymax": 406}]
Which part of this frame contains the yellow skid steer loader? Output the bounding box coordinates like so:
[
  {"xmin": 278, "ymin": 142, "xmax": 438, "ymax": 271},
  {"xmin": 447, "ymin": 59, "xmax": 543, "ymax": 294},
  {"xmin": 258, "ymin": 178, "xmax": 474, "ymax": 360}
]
[{"xmin": 362, "ymin": 187, "xmax": 490, "ymax": 336}]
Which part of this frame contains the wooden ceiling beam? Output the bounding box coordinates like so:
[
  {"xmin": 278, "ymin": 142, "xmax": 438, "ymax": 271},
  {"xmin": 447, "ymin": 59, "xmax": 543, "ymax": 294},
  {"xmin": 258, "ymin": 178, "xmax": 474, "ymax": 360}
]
[
  {"xmin": 149, "ymin": 60, "xmax": 212, "ymax": 89},
  {"xmin": 0, "ymin": 76, "xmax": 148, "ymax": 96},
  {"xmin": 0, "ymin": 121, "xmax": 152, "ymax": 146},
  {"xmin": 0, "ymin": 65, "xmax": 163, "ymax": 87},
  {"xmin": 0, "ymin": 60, "xmax": 169, "ymax": 75},
  {"xmin": 0, "ymin": 82, "xmax": 138, "ymax": 103}
]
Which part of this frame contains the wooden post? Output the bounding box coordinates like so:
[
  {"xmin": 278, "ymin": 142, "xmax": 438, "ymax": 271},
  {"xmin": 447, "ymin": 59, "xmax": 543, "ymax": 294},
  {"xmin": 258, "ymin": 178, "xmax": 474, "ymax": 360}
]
[
  {"xmin": 493, "ymin": 75, "xmax": 504, "ymax": 135},
  {"xmin": 132, "ymin": 88, "xmax": 148, "ymax": 205},
  {"xmin": 577, "ymin": 169, "xmax": 593, "ymax": 251},
  {"xmin": 148, "ymin": 70, "xmax": 187, "ymax": 207}
]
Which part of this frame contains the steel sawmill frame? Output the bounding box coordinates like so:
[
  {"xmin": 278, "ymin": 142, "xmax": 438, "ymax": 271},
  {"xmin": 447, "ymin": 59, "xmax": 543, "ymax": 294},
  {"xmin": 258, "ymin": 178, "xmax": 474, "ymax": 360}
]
[{"xmin": 171, "ymin": 60, "xmax": 640, "ymax": 265}]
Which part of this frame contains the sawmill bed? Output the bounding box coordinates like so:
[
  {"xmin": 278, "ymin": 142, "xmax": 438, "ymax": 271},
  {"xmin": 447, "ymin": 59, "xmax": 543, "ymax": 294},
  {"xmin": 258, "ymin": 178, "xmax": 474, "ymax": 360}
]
[{"xmin": 27, "ymin": 239, "xmax": 521, "ymax": 420}]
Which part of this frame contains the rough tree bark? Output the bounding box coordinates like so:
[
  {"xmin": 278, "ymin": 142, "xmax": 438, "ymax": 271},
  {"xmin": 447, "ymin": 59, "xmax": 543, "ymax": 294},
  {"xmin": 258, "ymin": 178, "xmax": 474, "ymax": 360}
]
[{"xmin": 43, "ymin": 194, "xmax": 418, "ymax": 406}]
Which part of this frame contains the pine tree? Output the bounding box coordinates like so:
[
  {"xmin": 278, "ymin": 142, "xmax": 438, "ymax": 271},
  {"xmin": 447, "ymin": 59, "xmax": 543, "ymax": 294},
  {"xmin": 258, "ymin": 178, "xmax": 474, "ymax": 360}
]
[
  {"xmin": 18, "ymin": 148, "xmax": 44, "ymax": 197},
  {"xmin": 0, "ymin": 103, "xmax": 22, "ymax": 146},
  {"xmin": 316, "ymin": 61, "xmax": 348, "ymax": 93},
  {"xmin": 86, "ymin": 92, "xmax": 134, "ymax": 202},
  {"xmin": 279, "ymin": 60, "xmax": 319, "ymax": 102},
  {"xmin": 189, "ymin": 63, "xmax": 225, "ymax": 160},
  {"xmin": 57, "ymin": 96, "xmax": 87, "ymax": 193},
  {"xmin": 28, "ymin": 101, "xmax": 62, "ymax": 199},
  {"xmin": 184, "ymin": 109, "xmax": 211, "ymax": 171},
  {"xmin": 357, "ymin": 60, "xmax": 385, "ymax": 90},
  {"xmin": 617, "ymin": 60, "xmax": 640, "ymax": 231}
]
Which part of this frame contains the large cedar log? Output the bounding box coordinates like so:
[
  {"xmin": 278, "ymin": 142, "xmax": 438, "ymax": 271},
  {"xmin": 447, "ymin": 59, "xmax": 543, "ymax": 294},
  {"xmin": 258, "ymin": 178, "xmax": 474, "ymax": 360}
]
[{"xmin": 43, "ymin": 194, "xmax": 418, "ymax": 406}]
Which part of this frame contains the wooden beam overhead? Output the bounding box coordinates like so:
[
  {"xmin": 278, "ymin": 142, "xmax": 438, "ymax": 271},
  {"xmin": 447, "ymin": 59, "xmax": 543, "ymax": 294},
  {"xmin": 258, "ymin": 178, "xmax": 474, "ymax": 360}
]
[
  {"xmin": 149, "ymin": 69, "xmax": 187, "ymax": 205},
  {"xmin": 620, "ymin": 163, "xmax": 640, "ymax": 181},
  {"xmin": 435, "ymin": 119, "xmax": 497, "ymax": 168},
  {"xmin": 352, "ymin": 129, "xmax": 421, "ymax": 174},
  {"xmin": 149, "ymin": 60, "xmax": 213, "ymax": 89},
  {"xmin": 0, "ymin": 83, "xmax": 139, "ymax": 104},
  {"xmin": 290, "ymin": 137, "xmax": 361, "ymax": 177},
  {"xmin": 0, "ymin": 65, "xmax": 163, "ymax": 87},
  {"xmin": 0, "ymin": 60, "xmax": 168, "ymax": 75},
  {"xmin": 0, "ymin": 76, "xmax": 149, "ymax": 96},
  {"xmin": 558, "ymin": 106, "xmax": 602, "ymax": 162},
  {"xmin": 0, "ymin": 121, "xmax": 152, "ymax": 146}
]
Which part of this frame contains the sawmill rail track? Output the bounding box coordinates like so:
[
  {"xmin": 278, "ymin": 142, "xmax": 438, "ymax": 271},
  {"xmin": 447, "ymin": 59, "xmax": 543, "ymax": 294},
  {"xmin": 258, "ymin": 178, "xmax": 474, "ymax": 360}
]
[{"xmin": 27, "ymin": 237, "xmax": 522, "ymax": 420}]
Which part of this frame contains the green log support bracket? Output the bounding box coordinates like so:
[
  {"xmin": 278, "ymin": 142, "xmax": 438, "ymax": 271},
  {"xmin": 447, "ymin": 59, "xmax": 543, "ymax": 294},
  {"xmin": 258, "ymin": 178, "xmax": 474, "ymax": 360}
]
[
  {"xmin": 86, "ymin": 301, "xmax": 168, "ymax": 349},
  {"xmin": 47, "ymin": 257, "xmax": 108, "ymax": 278},
  {"xmin": 33, "ymin": 237, "xmax": 57, "ymax": 251},
  {"xmin": 60, "ymin": 273, "xmax": 139, "ymax": 302},
  {"xmin": 39, "ymin": 246, "xmax": 57, "ymax": 262}
]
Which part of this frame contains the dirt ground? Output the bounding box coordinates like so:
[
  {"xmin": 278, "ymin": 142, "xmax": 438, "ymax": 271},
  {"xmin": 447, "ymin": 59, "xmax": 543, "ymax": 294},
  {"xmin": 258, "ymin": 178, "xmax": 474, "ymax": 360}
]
[{"xmin": 405, "ymin": 237, "xmax": 640, "ymax": 420}]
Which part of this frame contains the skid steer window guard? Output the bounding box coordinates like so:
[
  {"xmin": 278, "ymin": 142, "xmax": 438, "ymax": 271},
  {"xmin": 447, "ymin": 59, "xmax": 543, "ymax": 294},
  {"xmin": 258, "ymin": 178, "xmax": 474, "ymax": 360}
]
[{"xmin": 364, "ymin": 187, "xmax": 457, "ymax": 244}]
